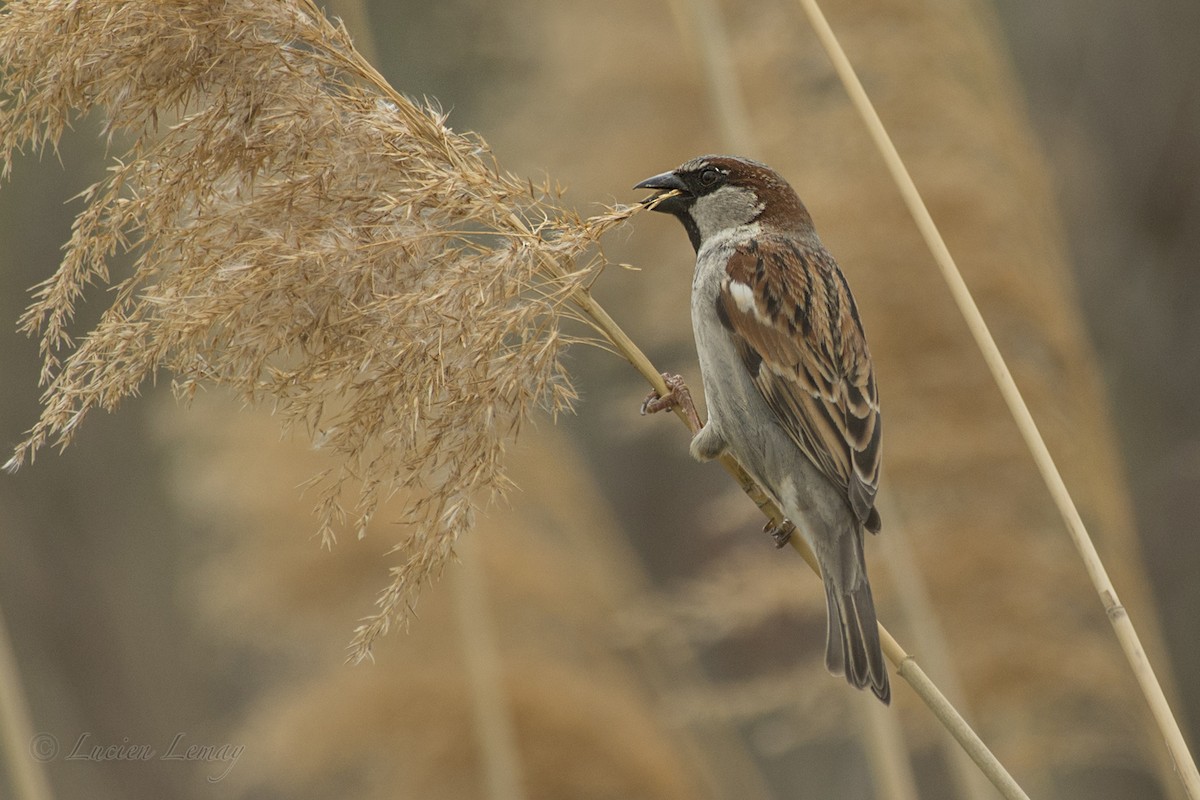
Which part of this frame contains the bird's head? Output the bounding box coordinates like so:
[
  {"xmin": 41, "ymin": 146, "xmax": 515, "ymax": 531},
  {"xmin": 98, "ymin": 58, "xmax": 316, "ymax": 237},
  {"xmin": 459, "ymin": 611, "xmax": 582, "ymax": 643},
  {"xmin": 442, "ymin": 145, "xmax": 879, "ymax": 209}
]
[{"xmin": 634, "ymin": 155, "xmax": 812, "ymax": 252}]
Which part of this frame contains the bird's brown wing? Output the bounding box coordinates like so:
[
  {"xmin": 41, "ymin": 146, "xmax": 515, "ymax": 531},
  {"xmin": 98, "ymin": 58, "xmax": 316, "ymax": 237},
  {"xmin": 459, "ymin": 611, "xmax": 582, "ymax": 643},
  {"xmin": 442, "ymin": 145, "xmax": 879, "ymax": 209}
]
[{"xmin": 715, "ymin": 236, "xmax": 882, "ymax": 531}]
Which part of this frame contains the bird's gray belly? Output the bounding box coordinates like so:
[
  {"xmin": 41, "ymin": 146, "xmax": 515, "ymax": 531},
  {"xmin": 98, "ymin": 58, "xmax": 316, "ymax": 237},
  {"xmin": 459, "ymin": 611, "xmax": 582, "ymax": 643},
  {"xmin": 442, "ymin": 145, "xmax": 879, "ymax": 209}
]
[
  {"xmin": 692, "ymin": 299, "xmax": 845, "ymax": 534},
  {"xmin": 692, "ymin": 312, "xmax": 788, "ymax": 496}
]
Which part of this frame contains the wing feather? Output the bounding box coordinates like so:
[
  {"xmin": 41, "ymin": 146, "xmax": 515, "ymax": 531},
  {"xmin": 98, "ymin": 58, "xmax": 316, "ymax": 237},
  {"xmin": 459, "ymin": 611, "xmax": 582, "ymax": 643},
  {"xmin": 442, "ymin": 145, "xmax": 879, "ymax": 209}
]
[{"xmin": 718, "ymin": 238, "xmax": 882, "ymax": 531}]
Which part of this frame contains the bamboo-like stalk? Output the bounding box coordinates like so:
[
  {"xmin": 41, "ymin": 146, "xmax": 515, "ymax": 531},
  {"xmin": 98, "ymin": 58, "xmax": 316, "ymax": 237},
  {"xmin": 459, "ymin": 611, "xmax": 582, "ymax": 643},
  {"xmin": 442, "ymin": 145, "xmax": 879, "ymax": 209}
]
[
  {"xmin": 882, "ymin": 630, "xmax": 1032, "ymax": 800},
  {"xmin": 792, "ymin": 0, "xmax": 1200, "ymax": 795}
]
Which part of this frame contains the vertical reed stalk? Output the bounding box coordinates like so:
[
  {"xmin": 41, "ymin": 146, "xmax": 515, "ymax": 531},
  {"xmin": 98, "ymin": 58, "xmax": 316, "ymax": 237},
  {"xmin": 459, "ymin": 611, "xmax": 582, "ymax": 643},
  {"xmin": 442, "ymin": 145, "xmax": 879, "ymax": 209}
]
[{"xmin": 793, "ymin": 0, "xmax": 1200, "ymax": 794}]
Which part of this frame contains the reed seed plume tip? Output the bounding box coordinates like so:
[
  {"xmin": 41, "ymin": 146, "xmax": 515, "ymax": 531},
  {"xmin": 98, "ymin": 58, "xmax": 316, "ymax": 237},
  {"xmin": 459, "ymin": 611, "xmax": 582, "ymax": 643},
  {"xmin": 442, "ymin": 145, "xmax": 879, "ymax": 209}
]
[{"xmin": 0, "ymin": 0, "xmax": 649, "ymax": 657}]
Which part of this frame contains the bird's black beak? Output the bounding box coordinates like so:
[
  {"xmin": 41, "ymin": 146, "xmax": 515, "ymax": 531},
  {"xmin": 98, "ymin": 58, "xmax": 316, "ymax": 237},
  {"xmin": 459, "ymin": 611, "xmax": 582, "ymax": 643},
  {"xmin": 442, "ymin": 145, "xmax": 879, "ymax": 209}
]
[{"xmin": 634, "ymin": 170, "xmax": 691, "ymax": 214}]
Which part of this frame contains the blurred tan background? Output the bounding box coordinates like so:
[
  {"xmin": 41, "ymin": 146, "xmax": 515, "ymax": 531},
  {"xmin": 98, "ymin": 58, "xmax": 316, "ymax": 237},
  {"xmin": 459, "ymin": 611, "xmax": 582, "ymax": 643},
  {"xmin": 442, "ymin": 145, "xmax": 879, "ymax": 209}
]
[{"xmin": 2, "ymin": 1, "xmax": 1197, "ymax": 798}]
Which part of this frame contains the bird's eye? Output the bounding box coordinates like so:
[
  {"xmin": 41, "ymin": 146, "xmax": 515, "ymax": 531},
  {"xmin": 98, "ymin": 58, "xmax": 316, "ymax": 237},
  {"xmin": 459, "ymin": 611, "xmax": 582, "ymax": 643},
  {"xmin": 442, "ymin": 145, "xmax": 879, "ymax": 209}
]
[{"xmin": 698, "ymin": 167, "xmax": 723, "ymax": 187}]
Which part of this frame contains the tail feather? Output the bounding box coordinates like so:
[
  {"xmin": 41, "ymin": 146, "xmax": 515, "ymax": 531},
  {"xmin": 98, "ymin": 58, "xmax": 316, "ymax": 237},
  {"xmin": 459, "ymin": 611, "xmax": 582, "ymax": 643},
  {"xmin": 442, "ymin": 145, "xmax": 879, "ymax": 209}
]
[{"xmin": 822, "ymin": 533, "xmax": 890, "ymax": 704}]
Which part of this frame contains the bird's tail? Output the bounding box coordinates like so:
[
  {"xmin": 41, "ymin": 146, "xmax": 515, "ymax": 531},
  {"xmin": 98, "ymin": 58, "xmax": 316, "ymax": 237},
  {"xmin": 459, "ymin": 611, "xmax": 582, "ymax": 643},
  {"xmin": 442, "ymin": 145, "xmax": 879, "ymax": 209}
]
[{"xmin": 822, "ymin": 529, "xmax": 890, "ymax": 704}]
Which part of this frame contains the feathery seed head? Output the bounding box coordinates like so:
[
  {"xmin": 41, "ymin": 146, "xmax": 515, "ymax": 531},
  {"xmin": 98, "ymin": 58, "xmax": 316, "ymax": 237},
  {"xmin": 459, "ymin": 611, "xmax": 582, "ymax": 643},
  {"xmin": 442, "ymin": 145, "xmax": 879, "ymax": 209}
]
[{"xmin": 0, "ymin": 0, "xmax": 645, "ymax": 658}]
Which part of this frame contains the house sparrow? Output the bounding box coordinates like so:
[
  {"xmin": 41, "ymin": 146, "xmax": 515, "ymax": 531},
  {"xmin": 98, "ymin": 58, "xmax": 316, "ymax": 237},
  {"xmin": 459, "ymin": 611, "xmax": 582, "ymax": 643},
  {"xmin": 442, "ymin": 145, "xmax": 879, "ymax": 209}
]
[{"xmin": 635, "ymin": 155, "xmax": 890, "ymax": 704}]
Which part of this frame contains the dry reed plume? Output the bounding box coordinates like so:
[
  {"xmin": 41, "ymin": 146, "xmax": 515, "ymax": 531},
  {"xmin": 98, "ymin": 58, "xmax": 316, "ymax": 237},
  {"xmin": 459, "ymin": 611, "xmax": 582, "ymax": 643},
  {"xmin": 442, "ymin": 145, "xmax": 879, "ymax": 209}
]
[{"xmin": 0, "ymin": 0, "xmax": 641, "ymax": 658}]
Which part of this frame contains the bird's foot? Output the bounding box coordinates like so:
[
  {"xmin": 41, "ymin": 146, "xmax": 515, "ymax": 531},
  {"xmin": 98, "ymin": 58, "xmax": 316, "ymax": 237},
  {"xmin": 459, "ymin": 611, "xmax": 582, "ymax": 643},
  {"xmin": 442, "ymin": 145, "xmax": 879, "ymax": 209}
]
[
  {"xmin": 641, "ymin": 372, "xmax": 702, "ymax": 433},
  {"xmin": 765, "ymin": 519, "xmax": 795, "ymax": 548}
]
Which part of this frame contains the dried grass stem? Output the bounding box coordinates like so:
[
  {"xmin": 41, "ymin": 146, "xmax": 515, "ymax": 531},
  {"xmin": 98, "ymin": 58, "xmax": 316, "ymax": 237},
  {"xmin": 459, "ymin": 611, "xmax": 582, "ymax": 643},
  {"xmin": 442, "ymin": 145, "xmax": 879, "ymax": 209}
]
[{"xmin": 0, "ymin": 0, "xmax": 639, "ymax": 657}]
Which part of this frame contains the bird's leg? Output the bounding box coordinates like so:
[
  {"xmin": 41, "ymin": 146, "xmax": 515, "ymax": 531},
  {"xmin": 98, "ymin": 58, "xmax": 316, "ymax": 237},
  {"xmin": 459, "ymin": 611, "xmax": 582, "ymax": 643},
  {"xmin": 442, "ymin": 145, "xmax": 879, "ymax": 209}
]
[
  {"xmin": 640, "ymin": 372, "xmax": 702, "ymax": 433},
  {"xmin": 765, "ymin": 518, "xmax": 795, "ymax": 548}
]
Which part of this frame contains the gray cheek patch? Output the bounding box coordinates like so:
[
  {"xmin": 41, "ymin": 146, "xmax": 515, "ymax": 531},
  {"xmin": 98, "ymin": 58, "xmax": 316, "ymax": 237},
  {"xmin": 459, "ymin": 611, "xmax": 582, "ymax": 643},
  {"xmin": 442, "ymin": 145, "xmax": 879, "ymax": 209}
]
[{"xmin": 689, "ymin": 185, "xmax": 764, "ymax": 240}]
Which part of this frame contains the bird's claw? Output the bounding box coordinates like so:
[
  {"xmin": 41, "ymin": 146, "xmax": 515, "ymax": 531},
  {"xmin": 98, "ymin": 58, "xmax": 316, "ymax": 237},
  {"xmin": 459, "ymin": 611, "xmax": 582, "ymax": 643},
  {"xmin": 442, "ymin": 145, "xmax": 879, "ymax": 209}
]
[
  {"xmin": 765, "ymin": 519, "xmax": 795, "ymax": 548},
  {"xmin": 640, "ymin": 384, "xmax": 674, "ymax": 416},
  {"xmin": 641, "ymin": 372, "xmax": 702, "ymax": 432}
]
